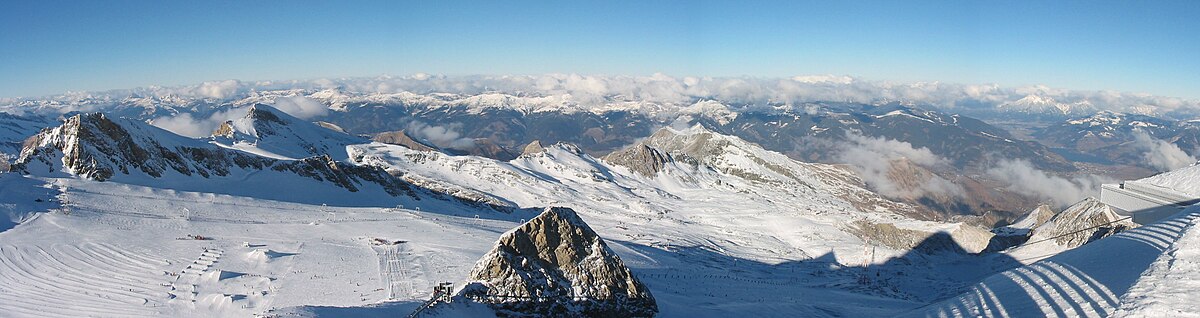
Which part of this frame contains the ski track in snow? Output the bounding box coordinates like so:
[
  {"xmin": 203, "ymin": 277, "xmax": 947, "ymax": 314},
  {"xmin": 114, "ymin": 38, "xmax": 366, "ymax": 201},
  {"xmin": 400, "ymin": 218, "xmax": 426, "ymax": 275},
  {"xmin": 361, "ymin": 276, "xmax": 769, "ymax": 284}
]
[
  {"xmin": 905, "ymin": 208, "xmax": 1200, "ymax": 318},
  {"xmin": 0, "ymin": 243, "xmax": 173, "ymax": 317},
  {"xmin": 374, "ymin": 243, "xmax": 425, "ymax": 300}
]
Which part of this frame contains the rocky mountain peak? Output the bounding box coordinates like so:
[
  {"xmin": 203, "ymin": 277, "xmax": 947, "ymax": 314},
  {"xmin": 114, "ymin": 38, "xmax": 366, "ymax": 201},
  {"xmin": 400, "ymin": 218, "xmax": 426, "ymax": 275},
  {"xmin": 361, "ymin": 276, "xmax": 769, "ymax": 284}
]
[
  {"xmin": 602, "ymin": 144, "xmax": 675, "ymax": 177},
  {"xmin": 245, "ymin": 104, "xmax": 286, "ymax": 123},
  {"xmin": 14, "ymin": 112, "xmax": 195, "ymax": 180},
  {"xmin": 460, "ymin": 206, "xmax": 657, "ymax": 317},
  {"xmin": 520, "ymin": 140, "xmax": 545, "ymax": 156},
  {"xmin": 642, "ymin": 125, "xmax": 734, "ymax": 160},
  {"xmin": 211, "ymin": 104, "xmax": 365, "ymax": 160},
  {"xmin": 212, "ymin": 104, "xmax": 292, "ymax": 139}
]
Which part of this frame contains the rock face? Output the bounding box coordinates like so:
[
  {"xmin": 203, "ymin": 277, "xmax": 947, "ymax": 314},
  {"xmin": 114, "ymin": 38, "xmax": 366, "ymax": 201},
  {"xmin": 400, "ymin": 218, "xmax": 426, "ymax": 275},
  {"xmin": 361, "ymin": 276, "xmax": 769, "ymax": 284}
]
[
  {"xmin": 1028, "ymin": 197, "xmax": 1138, "ymax": 248},
  {"xmin": 12, "ymin": 112, "xmax": 417, "ymax": 198},
  {"xmin": 372, "ymin": 130, "xmax": 438, "ymax": 152},
  {"xmin": 519, "ymin": 140, "xmax": 545, "ymax": 156},
  {"xmin": 17, "ymin": 113, "xmax": 265, "ymax": 180},
  {"xmin": 601, "ymin": 144, "xmax": 674, "ymax": 177},
  {"xmin": 462, "ymin": 207, "xmax": 656, "ymax": 317},
  {"xmin": 996, "ymin": 204, "xmax": 1056, "ymax": 237}
]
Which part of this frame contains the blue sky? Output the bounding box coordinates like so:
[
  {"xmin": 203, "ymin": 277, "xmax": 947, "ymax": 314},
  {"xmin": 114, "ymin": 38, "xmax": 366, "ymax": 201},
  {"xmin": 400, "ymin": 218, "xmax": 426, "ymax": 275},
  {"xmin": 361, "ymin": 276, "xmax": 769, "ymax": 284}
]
[{"xmin": 1, "ymin": 1, "xmax": 1197, "ymax": 99}]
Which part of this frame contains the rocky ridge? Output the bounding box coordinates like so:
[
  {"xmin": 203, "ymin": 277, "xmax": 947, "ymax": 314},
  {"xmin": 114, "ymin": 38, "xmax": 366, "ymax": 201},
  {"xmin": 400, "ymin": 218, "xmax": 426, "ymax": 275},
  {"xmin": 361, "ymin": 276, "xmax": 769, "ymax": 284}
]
[{"xmin": 13, "ymin": 112, "xmax": 417, "ymax": 197}]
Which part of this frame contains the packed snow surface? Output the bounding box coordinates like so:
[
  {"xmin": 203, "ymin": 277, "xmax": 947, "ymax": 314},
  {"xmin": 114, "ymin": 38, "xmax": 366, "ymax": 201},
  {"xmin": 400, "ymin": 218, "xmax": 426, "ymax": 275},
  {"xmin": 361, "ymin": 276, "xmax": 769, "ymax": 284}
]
[
  {"xmin": 905, "ymin": 204, "xmax": 1200, "ymax": 317},
  {"xmin": 1140, "ymin": 162, "xmax": 1200, "ymax": 197}
]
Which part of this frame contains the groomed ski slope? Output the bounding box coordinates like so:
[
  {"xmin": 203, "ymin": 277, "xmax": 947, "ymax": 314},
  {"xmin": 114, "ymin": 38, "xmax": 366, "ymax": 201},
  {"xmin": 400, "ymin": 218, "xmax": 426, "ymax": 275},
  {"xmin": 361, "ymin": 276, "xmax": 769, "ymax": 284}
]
[{"xmin": 903, "ymin": 203, "xmax": 1200, "ymax": 318}]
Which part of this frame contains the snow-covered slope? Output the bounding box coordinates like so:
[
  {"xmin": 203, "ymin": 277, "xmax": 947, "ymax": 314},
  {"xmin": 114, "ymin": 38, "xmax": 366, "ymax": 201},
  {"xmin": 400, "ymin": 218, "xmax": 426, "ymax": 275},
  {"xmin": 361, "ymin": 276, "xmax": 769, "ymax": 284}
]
[
  {"xmin": 1140, "ymin": 162, "xmax": 1200, "ymax": 196},
  {"xmin": 10, "ymin": 112, "xmax": 432, "ymax": 207},
  {"xmin": 903, "ymin": 204, "xmax": 1200, "ymax": 317},
  {"xmin": 211, "ymin": 105, "xmax": 366, "ymax": 160},
  {"xmin": 353, "ymin": 125, "xmax": 994, "ymax": 257},
  {"xmin": 0, "ymin": 177, "xmax": 510, "ymax": 318},
  {"xmin": 1111, "ymin": 208, "xmax": 1200, "ymax": 316},
  {"xmin": 0, "ymin": 173, "xmax": 60, "ymax": 232}
]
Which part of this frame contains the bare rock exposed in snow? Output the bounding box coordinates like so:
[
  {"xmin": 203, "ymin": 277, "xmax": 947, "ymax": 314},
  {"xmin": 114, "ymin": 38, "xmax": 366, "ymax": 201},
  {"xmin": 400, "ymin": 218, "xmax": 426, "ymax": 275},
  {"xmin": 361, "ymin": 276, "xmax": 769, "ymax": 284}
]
[
  {"xmin": 1028, "ymin": 197, "xmax": 1138, "ymax": 248},
  {"xmin": 602, "ymin": 144, "xmax": 675, "ymax": 177},
  {"xmin": 519, "ymin": 140, "xmax": 545, "ymax": 156},
  {"xmin": 461, "ymin": 206, "xmax": 657, "ymax": 317},
  {"xmin": 372, "ymin": 130, "xmax": 438, "ymax": 152},
  {"xmin": 848, "ymin": 220, "xmax": 994, "ymax": 254}
]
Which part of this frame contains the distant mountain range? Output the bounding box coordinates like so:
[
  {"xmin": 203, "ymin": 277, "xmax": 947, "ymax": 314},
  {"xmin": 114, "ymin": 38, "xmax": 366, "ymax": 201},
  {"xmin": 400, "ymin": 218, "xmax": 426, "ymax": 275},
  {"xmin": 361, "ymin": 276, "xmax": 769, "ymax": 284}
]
[
  {"xmin": 2, "ymin": 87, "xmax": 1198, "ymax": 222},
  {"xmin": 1034, "ymin": 111, "xmax": 1200, "ymax": 168}
]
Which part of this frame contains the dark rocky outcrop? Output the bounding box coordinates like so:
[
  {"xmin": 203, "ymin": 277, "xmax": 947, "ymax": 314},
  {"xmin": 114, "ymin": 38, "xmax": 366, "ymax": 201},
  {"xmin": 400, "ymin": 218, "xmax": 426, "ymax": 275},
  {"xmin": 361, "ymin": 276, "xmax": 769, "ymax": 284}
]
[{"xmin": 460, "ymin": 207, "xmax": 656, "ymax": 317}]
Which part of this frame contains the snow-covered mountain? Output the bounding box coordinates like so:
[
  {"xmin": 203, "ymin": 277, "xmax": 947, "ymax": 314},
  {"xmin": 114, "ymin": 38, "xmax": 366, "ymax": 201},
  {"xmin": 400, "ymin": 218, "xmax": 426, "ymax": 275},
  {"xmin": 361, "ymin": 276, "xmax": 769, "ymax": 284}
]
[
  {"xmin": 1037, "ymin": 111, "xmax": 1174, "ymax": 149},
  {"xmin": 8, "ymin": 75, "xmax": 1200, "ymax": 120},
  {"xmin": 5, "ymin": 87, "xmax": 1099, "ymax": 223},
  {"xmin": 210, "ymin": 104, "xmax": 366, "ymax": 160},
  {"xmin": 0, "ymin": 108, "xmax": 1022, "ymax": 317},
  {"xmin": 4, "ymin": 82, "xmax": 1197, "ymax": 317},
  {"xmin": 1034, "ymin": 111, "xmax": 1200, "ymax": 169},
  {"xmin": 351, "ymin": 124, "xmax": 997, "ymax": 259},
  {"xmin": 996, "ymin": 94, "xmax": 1096, "ymax": 117},
  {"xmin": 7, "ymin": 112, "xmax": 519, "ymax": 210}
]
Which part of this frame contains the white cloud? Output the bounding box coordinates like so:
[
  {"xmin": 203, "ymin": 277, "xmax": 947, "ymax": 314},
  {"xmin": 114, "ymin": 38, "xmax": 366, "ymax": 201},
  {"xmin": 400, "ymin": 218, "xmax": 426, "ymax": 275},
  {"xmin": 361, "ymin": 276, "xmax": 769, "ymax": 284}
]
[
  {"xmin": 150, "ymin": 94, "xmax": 328, "ymax": 137},
  {"xmin": 404, "ymin": 121, "xmax": 476, "ymax": 149},
  {"xmin": 195, "ymin": 80, "xmax": 241, "ymax": 99},
  {"xmin": 1131, "ymin": 130, "xmax": 1197, "ymax": 171},
  {"xmin": 307, "ymin": 74, "xmax": 1200, "ymax": 118},
  {"xmin": 150, "ymin": 107, "xmax": 248, "ymax": 138},
  {"xmin": 10, "ymin": 74, "xmax": 1200, "ymax": 120},
  {"xmin": 272, "ymin": 96, "xmax": 328, "ymax": 119},
  {"xmin": 835, "ymin": 132, "xmax": 964, "ymax": 199},
  {"xmin": 986, "ymin": 159, "xmax": 1114, "ymax": 207}
]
